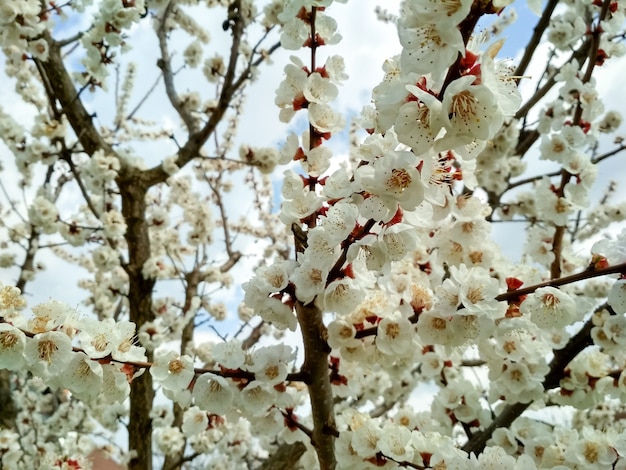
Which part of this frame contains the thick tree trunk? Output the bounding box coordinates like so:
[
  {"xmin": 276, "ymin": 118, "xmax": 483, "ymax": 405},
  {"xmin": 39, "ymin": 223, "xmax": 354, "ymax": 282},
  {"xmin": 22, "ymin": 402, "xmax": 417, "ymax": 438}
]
[
  {"xmin": 120, "ymin": 175, "xmax": 155, "ymax": 470},
  {"xmin": 0, "ymin": 370, "xmax": 16, "ymax": 429}
]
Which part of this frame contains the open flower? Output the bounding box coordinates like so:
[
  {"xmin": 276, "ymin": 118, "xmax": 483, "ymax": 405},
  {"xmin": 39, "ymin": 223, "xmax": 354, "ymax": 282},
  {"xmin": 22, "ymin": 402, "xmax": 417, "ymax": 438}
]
[
  {"xmin": 402, "ymin": 0, "xmax": 473, "ymax": 27},
  {"xmin": 0, "ymin": 324, "xmax": 26, "ymax": 370},
  {"xmin": 395, "ymin": 96, "xmax": 441, "ymax": 156},
  {"xmin": 521, "ymin": 286, "xmax": 578, "ymax": 329},
  {"xmin": 151, "ymin": 350, "xmax": 195, "ymax": 392},
  {"xmin": 78, "ymin": 317, "xmax": 117, "ymax": 359},
  {"xmin": 378, "ymin": 422, "xmax": 414, "ymax": 462},
  {"xmin": 275, "ymin": 58, "xmax": 308, "ymax": 122},
  {"xmin": 399, "ymin": 21, "xmax": 464, "ymax": 77},
  {"xmin": 608, "ymin": 279, "xmax": 626, "ymax": 314},
  {"xmin": 417, "ymin": 310, "xmax": 456, "ymax": 345},
  {"xmin": 24, "ymin": 330, "xmax": 72, "ymax": 378},
  {"xmin": 101, "ymin": 364, "xmax": 131, "ymax": 404},
  {"xmin": 442, "ymin": 75, "xmax": 503, "ymax": 143},
  {"xmin": 29, "ymin": 299, "xmax": 73, "ymax": 334},
  {"xmin": 257, "ymin": 296, "xmax": 298, "ymax": 331},
  {"xmin": 181, "ymin": 406, "xmax": 208, "ymax": 436},
  {"xmin": 354, "ymin": 150, "xmax": 424, "ymax": 217},
  {"xmin": 248, "ymin": 344, "xmax": 295, "ymax": 386},
  {"xmin": 110, "ymin": 321, "xmax": 146, "ymax": 362},
  {"xmin": 327, "ymin": 318, "xmax": 360, "ymax": 349},
  {"xmin": 350, "ymin": 418, "xmax": 382, "ymax": 458},
  {"xmin": 239, "ymin": 381, "xmax": 276, "ymax": 417},
  {"xmin": 375, "ymin": 311, "xmax": 414, "ymax": 356},
  {"xmin": 291, "ymin": 261, "xmax": 329, "ymax": 304},
  {"xmin": 308, "ymin": 103, "xmax": 345, "ymax": 133},
  {"xmin": 193, "ymin": 373, "xmax": 234, "ymax": 415},
  {"xmin": 303, "ymin": 72, "xmax": 338, "ymax": 104},
  {"xmin": 64, "ymin": 351, "xmax": 104, "ymax": 401}
]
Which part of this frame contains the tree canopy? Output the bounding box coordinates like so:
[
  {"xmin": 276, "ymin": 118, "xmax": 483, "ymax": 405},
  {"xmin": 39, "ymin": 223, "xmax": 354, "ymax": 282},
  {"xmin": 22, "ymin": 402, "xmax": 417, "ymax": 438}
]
[{"xmin": 1, "ymin": 1, "xmax": 626, "ymax": 469}]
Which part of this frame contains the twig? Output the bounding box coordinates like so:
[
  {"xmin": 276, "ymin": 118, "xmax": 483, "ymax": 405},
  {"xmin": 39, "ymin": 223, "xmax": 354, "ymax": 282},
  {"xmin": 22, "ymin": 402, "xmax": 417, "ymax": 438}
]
[
  {"xmin": 514, "ymin": 0, "xmax": 561, "ymax": 78},
  {"xmin": 156, "ymin": 0, "xmax": 198, "ymax": 132}
]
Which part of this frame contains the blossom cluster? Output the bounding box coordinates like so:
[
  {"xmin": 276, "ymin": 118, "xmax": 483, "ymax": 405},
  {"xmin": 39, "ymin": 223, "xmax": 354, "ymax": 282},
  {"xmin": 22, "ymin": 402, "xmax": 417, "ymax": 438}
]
[
  {"xmin": 241, "ymin": 0, "xmax": 626, "ymax": 467},
  {"xmin": 0, "ymin": 284, "xmax": 144, "ymax": 403},
  {"xmin": 0, "ymin": 281, "xmax": 309, "ymax": 462},
  {"xmin": 247, "ymin": 0, "xmax": 528, "ymax": 356},
  {"xmin": 249, "ymin": 0, "xmax": 526, "ymax": 330},
  {"xmin": 334, "ymin": 407, "xmax": 626, "ymax": 469}
]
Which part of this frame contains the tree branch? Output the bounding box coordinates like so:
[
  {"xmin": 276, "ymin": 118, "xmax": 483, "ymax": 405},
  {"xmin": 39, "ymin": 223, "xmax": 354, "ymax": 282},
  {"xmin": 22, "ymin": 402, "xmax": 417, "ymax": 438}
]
[
  {"xmin": 463, "ymin": 313, "xmax": 596, "ymax": 454},
  {"xmin": 39, "ymin": 31, "xmax": 115, "ymax": 159},
  {"xmin": 514, "ymin": 0, "xmax": 561, "ymax": 78},
  {"xmin": 257, "ymin": 442, "xmax": 307, "ymax": 470},
  {"xmin": 295, "ymin": 301, "xmax": 336, "ymax": 470},
  {"xmin": 142, "ymin": 2, "xmax": 280, "ymax": 187},
  {"xmin": 550, "ymin": 1, "xmax": 610, "ymax": 279},
  {"xmin": 156, "ymin": 0, "xmax": 198, "ymax": 133}
]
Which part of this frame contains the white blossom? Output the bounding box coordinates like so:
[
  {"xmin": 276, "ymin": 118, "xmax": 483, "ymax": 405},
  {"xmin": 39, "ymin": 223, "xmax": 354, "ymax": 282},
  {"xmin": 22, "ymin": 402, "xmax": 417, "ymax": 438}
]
[
  {"xmin": 150, "ymin": 350, "xmax": 195, "ymax": 392},
  {"xmin": 608, "ymin": 279, "xmax": 626, "ymax": 314},
  {"xmin": 64, "ymin": 352, "xmax": 104, "ymax": 401},
  {"xmin": 181, "ymin": 406, "xmax": 208, "ymax": 436},
  {"xmin": 24, "ymin": 331, "xmax": 73, "ymax": 378},
  {"xmin": 375, "ymin": 311, "xmax": 414, "ymax": 356},
  {"xmin": 248, "ymin": 344, "xmax": 295, "ymax": 386},
  {"xmin": 0, "ymin": 324, "xmax": 26, "ymax": 370},
  {"xmin": 212, "ymin": 340, "xmax": 246, "ymax": 369},
  {"xmin": 521, "ymin": 287, "xmax": 578, "ymax": 329},
  {"xmin": 193, "ymin": 373, "xmax": 234, "ymax": 415}
]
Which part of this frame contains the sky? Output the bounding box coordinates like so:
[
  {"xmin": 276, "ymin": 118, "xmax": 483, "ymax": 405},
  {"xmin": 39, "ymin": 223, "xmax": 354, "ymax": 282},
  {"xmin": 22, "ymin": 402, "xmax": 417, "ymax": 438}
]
[{"xmin": 0, "ymin": 0, "xmax": 625, "ymax": 328}]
